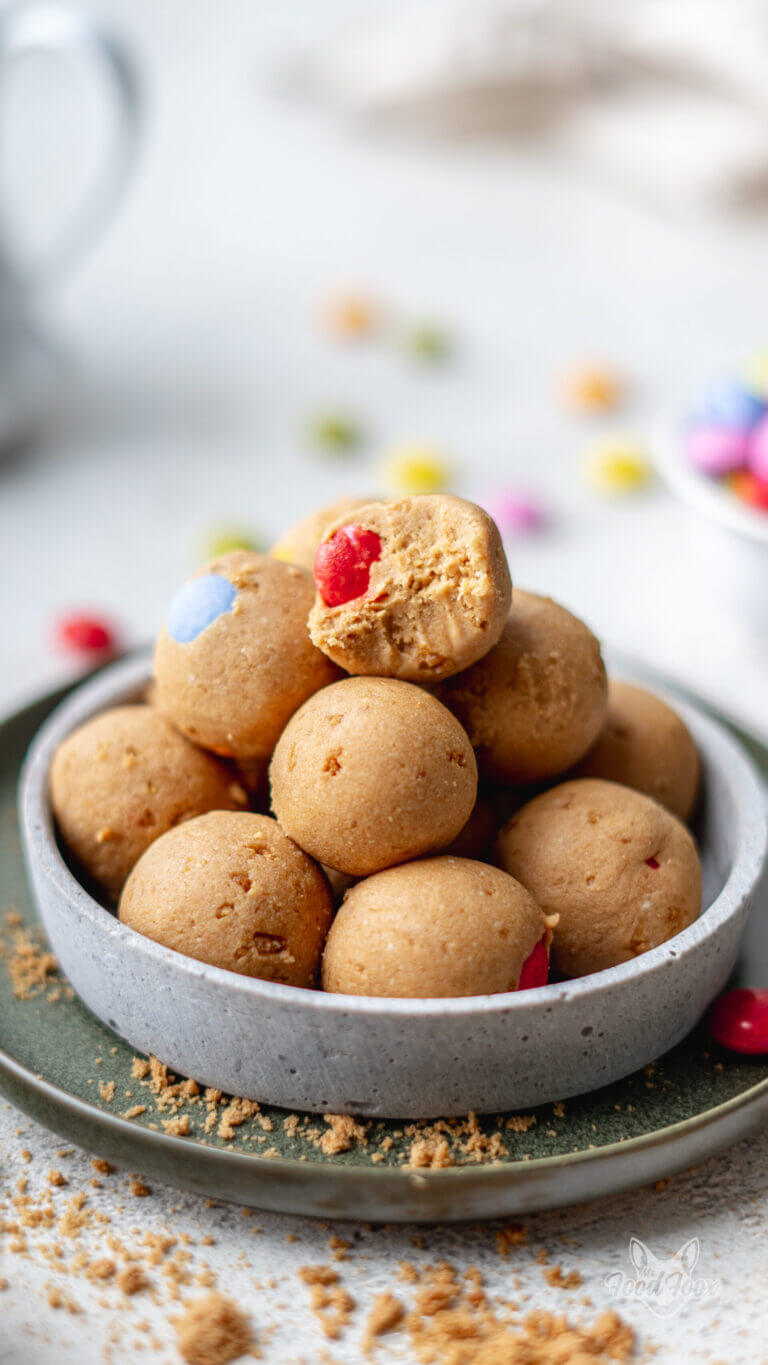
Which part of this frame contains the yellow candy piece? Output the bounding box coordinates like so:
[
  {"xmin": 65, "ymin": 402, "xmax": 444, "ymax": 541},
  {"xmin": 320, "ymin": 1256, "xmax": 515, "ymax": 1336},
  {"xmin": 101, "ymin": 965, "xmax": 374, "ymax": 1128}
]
[
  {"xmin": 744, "ymin": 349, "xmax": 768, "ymax": 397},
  {"xmin": 559, "ymin": 363, "xmax": 623, "ymax": 414},
  {"xmin": 382, "ymin": 444, "xmax": 451, "ymax": 494},
  {"xmin": 583, "ymin": 442, "xmax": 652, "ymax": 494},
  {"xmin": 270, "ymin": 543, "xmax": 295, "ymax": 563},
  {"xmin": 320, "ymin": 292, "xmax": 378, "ymax": 339}
]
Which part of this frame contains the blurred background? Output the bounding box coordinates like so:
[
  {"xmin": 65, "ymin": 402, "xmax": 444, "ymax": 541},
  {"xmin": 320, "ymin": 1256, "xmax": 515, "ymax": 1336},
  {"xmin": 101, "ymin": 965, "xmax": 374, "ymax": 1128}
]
[{"xmin": 1, "ymin": 0, "xmax": 767, "ymax": 731}]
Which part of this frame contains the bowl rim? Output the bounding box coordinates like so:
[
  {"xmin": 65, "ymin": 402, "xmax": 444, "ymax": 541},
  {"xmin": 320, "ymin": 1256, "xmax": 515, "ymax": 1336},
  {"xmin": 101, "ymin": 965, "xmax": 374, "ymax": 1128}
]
[
  {"xmin": 654, "ymin": 423, "xmax": 768, "ymax": 547},
  {"xmin": 20, "ymin": 650, "xmax": 768, "ymax": 1020}
]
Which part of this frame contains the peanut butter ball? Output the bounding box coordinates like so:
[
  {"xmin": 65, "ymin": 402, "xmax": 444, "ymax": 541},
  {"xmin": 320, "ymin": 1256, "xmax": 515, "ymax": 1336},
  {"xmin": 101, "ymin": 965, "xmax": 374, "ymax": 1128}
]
[
  {"xmin": 322, "ymin": 857, "xmax": 548, "ymax": 998},
  {"xmin": 438, "ymin": 590, "xmax": 608, "ymax": 784},
  {"xmin": 50, "ymin": 705, "xmax": 246, "ymax": 900},
  {"xmin": 495, "ymin": 778, "xmax": 701, "ymax": 978},
  {"xmin": 270, "ymin": 496, "xmax": 377, "ymax": 570},
  {"xmin": 573, "ymin": 680, "xmax": 700, "ymax": 821},
  {"xmin": 153, "ymin": 551, "xmax": 339, "ymax": 761},
  {"xmin": 269, "ymin": 677, "xmax": 477, "ymax": 876},
  {"xmin": 308, "ymin": 495, "xmax": 511, "ymax": 682},
  {"xmin": 119, "ymin": 812, "xmax": 333, "ymax": 986}
]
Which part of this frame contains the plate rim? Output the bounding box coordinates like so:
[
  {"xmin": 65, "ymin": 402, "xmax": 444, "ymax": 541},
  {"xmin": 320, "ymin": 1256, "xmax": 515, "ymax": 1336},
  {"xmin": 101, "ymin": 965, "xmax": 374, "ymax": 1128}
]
[{"xmin": 2, "ymin": 1033, "xmax": 768, "ymax": 1187}]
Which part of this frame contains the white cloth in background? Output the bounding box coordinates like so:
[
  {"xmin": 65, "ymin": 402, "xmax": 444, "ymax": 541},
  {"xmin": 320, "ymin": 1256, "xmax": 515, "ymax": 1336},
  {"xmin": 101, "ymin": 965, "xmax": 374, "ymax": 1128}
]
[{"xmin": 285, "ymin": 0, "xmax": 768, "ymax": 212}]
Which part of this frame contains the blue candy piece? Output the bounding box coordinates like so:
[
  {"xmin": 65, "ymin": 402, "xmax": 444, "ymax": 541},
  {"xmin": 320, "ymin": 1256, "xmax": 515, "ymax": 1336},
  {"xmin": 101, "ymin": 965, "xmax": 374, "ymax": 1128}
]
[
  {"xmin": 689, "ymin": 380, "xmax": 767, "ymax": 432},
  {"xmin": 166, "ymin": 573, "xmax": 236, "ymax": 643}
]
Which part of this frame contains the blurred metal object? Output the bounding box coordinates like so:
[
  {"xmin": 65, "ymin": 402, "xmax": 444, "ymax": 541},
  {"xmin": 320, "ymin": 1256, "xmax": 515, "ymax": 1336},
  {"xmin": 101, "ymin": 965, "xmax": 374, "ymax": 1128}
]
[{"xmin": 0, "ymin": 2, "xmax": 140, "ymax": 450}]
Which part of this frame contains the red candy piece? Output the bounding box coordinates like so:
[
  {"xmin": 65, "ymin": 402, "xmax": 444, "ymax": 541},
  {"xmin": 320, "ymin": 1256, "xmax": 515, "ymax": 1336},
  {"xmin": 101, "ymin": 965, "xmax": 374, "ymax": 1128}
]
[
  {"xmin": 517, "ymin": 935, "xmax": 549, "ymax": 991},
  {"xmin": 314, "ymin": 525, "xmax": 382, "ymax": 607},
  {"xmin": 55, "ymin": 613, "xmax": 118, "ymax": 656},
  {"xmin": 729, "ymin": 470, "xmax": 768, "ymax": 512},
  {"xmin": 708, "ymin": 988, "xmax": 768, "ymax": 1055}
]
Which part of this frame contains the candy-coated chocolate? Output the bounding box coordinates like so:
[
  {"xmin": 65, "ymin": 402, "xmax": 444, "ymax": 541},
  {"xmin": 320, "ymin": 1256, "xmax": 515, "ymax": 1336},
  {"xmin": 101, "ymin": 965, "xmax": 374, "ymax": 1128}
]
[
  {"xmin": 517, "ymin": 935, "xmax": 549, "ymax": 990},
  {"xmin": 271, "ymin": 497, "xmax": 379, "ymax": 570},
  {"xmin": 748, "ymin": 415, "xmax": 768, "ymax": 483},
  {"xmin": 583, "ymin": 442, "xmax": 651, "ymax": 493},
  {"xmin": 55, "ymin": 613, "xmax": 118, "ymax": 656},
  {"xmin": 709, "ymin": 988, "xmax": 768, "ymax": 1055},
  {"xmin": 320, "ymin": 292, "xmax": 378, "ymax": 338},
  {"xmin": 313, "ymin": 525, "xmax": 382, "ymax": 607},
  {"xmin": 308, "ymin": 411, "xmax": 362, "ymax": 453},
  {"xmin": 484, "ymin": 490, "xmax": 549, "ymax": 536},
  {"xmin": 689, "ymin": 380, "xmax": 767, "ymax": 431},
  {"xmin": 684, "ymin": 424, "xmax": 749, "ymax": 476},
  {"xmin": 383, "ymin": 445, "xmax": 450, "ymax": 494},
  {"xmin": 204, "ymin": 527, "xmax": 263, "ymax": 558},
  {"xmin": 728, "ymin": 469, "xmax": 768, "ymax": 511},
  {"xmin": 166, "ymin": 574, "xmax": 236, "ymax": 644},
  {"xmin": 558, "ymin": 363, "xmax": 623, "ymax": 414},
  {"xmin": 402, "ymin": 323, "xmax": 451, "ymax": 362}
]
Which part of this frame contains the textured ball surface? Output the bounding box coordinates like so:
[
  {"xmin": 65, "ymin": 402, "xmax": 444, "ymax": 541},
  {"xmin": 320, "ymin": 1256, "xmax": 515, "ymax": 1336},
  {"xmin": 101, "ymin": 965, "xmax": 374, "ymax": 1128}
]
[
  {"xmin": 270, "ymin": 676, "xmax": 477, "ymax": 876},
  {"xmin": 573, "ymin": 680, "xmax": 699, "ymax": 821},
  {"xmin": 495, "ymin": 778, "xmax": 701, "ymax": 978},
  {"xmin": 439, "ymin": 590, "xmax": 608, "ymax": 784},
  {"xmin": 321, "ymin": 856, "xmax": 547, "ymax": 997},
  {"xmin": 154, "ymin": 551, "xmax": 340, "ymax": 761},
  {"xmin": 50, "ymin": 705, "xmax": 246, "ymax": 899},
  {"xmin": 119, "ymin": 812, "xmax": 333, "ymax": 986}
]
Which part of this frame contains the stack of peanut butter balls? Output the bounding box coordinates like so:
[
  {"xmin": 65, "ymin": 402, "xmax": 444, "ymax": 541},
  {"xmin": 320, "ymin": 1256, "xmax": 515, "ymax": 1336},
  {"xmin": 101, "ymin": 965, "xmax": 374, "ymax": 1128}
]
[{"xmin": 51, "ymin": 494, "xmax": 702, "ymax": 998}]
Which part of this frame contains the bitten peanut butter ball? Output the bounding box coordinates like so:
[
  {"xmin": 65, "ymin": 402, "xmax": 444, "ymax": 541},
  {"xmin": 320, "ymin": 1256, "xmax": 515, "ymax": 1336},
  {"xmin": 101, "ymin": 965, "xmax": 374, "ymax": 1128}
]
[
  {"xmin": 270, "ymin": 496, "xmax": 378, "ymax": 571},
  {"xmin": 438, "ymin": 590, "xmax": 608, "ymax": 784},
  {"xmin": 119, "ymin": 812, "xmax": 333, "ymax": 986},
  {"xmin": 308, "ymin": 495, "xmax": 511, "ymax": 682},
  {"xmin": 154, "ymin": 551, "xmax": 340, "ymax": 761},
  {"xmin": 495, "ymin": 778, "xmax": 701, "ymax": 978},
  {"xmin": 322, "ymin": 857, "xmax": 550, "ymax": 998},
  {"xmin": 50, "ymin": 705, "xmax": 247, "ymax": 900},
  {"xmin": 270, "ymin": 677, "xmax": 477, "ymax": 876},
  {"xmin": 572, "ymin": 680, "xmax": 700, "ymax": 821}
]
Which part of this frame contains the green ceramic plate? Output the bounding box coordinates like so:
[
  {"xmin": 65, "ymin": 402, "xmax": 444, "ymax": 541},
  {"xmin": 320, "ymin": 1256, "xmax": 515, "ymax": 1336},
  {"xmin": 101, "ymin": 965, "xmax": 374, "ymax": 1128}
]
[{"xmin": 1, "ymin": 675, "xmax": 767, "ymax": 1223}]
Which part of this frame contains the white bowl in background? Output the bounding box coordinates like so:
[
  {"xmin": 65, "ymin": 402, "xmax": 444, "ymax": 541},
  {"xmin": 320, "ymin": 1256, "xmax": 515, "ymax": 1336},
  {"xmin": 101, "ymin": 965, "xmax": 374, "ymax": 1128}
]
[{"xmin": 655, "ymin": 429, "xmax": 768, "ymax": 633}]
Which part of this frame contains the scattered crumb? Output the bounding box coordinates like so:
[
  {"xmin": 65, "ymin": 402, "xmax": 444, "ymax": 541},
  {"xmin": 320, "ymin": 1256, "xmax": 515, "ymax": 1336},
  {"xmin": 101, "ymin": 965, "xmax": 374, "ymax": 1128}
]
[
  {"xmin": 320, "ymin": 1114, "xmax": 367, "ymax": 1156},
  {"xmin": 174, "ymin": 1292, "xmax": 254, "ymax": 1365},
  {"xmin": 363, "ymin": 1292, "xmax": 404, "ymax": 1351},
  {"xmin": 544, "ymin": 1263, "xmax": 583, "ymax": 1290},
  {"xmin": 117, "ymin": 1265, "xmax": 148, "ymax": 1295}
]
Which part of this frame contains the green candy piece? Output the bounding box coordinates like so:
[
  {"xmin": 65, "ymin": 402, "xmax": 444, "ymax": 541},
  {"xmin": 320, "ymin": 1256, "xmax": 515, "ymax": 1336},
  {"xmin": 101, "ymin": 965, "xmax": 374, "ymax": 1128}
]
[
  {"xmin": 307, "ymin": 412, "xmax": 363, "ymax": 454},
  {"xmin": 402, "ymin": 324, "xmax": 451, "ymax": 362},
  {"xmin": 205, "ymin": 528, "xmax": 265, "ymax": 558}
]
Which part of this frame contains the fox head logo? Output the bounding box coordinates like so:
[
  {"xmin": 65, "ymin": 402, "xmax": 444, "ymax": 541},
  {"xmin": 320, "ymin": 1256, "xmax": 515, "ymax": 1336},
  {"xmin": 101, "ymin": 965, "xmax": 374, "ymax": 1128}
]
[{"xmin": 626, "ymin": 1236, "xmax": 701, "ymax": 1317}]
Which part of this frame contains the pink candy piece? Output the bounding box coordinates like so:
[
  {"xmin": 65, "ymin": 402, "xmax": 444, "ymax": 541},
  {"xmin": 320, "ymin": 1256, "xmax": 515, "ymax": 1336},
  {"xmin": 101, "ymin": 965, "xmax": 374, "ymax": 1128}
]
[
  {"xmin": 485, "ymin": 491, "xmax": 549, "ymax": 536},
  {"xmin": 748, "ymin": 415, "xmax": 768, "ymax": 483},
  {"xmin": 684, "ymin": 425, "xmax": 749, "ymax": 476}
]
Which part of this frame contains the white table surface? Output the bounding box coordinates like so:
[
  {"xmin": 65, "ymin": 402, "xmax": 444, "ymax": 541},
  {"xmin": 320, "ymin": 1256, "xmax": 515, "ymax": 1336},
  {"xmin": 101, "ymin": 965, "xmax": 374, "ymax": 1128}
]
[{"xmin": 1, "ymin": 2, "xmax": 767, "ymax": 1360}]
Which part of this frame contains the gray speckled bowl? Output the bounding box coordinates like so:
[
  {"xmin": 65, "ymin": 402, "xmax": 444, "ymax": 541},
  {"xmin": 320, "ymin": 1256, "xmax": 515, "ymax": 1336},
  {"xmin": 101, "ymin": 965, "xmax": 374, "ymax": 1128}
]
[{"xmin": 19, "ymin": 652, "xmax": 767, "ymax": 1119}]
